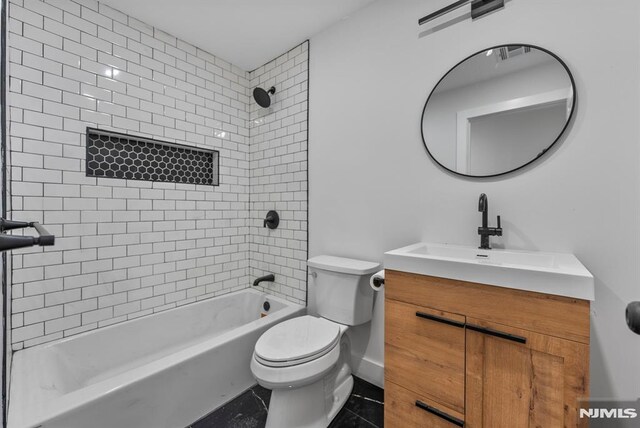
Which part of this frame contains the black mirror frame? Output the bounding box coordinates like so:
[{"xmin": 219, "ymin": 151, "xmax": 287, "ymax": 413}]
[{"xmin": 420, "ymin": 44, "xmax": 577, "ymax": 178}]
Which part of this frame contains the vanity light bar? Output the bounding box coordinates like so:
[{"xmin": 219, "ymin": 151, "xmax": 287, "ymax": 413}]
[
  {"xmin": 418, "ymin": 0, "xmax": 469, "ymax": 25},
  {"xmin": 418, "ymin": 0, "xmax": 505, "ymax": 26}
]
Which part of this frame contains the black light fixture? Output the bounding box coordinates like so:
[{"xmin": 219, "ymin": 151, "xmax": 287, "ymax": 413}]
[
  {"xmin": 418, "ymin": 0, "xmax": 505, "ymax": 26},
  {"xmin": 253, "ymin": 86, "xmax": 276, "ymax": 108}
]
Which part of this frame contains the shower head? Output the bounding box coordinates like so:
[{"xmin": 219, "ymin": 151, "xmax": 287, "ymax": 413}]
[{"xmin": 253, "ymin": 86, "xmax": 276, "ymax": 108}]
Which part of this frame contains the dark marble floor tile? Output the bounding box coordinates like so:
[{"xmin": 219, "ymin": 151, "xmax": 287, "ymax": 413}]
[
  {"xmin": 352, "ymin": 377, "xmax": 384, "ymax": 402},
  {"xmin": 343, "ymin": 378, "xmax": 384, "ymax": 427},
  {"xmin": 249, "ymin": 384, "xmax": 271, "ymax": 408},
  {"xmin": 329, "ymin": 408, "xmax": 378, "ymax": 428},
  {"xmin": 191, "ymin": 385, "xmax": 270, "ymax": 428},
  {"xmin": 191, "ymin": 377, "xmax": 383, "ymax": 428}
]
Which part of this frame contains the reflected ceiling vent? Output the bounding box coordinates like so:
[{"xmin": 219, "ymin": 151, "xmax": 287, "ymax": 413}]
[{"xmin": 497, "ymin": 45, "xmax": 532, "ymax": 62}]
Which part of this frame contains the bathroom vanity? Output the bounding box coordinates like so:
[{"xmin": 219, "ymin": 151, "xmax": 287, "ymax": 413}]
[{"xmin": 383, "ymin": 243, "xmax": 593, "ymax": 427}]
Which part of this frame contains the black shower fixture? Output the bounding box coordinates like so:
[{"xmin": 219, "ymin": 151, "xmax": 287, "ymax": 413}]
[
  {"xmin": 263, "ymin": 210, "xmax": 279, "ymax": 229},
  {"xmin": 253, "ymin": 86, "xmax": 276, "ymax": 108}
]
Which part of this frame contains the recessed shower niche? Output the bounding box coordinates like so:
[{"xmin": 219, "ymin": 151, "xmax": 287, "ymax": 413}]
[{"xmin": 86, "ymin": 128, "xmax": 220, "ymax": 186}]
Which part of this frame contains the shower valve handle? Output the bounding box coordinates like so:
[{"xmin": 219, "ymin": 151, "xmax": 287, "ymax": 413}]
[{"xmin": 263, "ymin": 211, "xmax": 280, "ymax": 229}]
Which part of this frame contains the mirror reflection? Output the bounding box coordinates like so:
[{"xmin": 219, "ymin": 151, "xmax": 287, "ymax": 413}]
[{"xmin": 422, "ymin": 45, "xmax": 575, "ymax": 177}]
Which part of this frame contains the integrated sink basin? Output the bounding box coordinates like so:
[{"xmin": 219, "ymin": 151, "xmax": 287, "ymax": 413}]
[{"xmin": 384, "ymin": 243, "xmax": 594, "ymax": 300}]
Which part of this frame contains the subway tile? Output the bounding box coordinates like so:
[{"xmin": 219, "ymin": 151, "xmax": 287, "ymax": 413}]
[
  {"xmin": 43, "ymin": 100, "xmax": 80, "ymax": 119},
  {"xmin": 96, "ymin": 99, "xmax": 125, "ymax": 117},
  {"xmin": 112, "ymin": 70, "xmax": 140, "ymax": 87},
  {"xmin": 82, "ymin": 307, "xmax": 112, "ymax": 324},
  {"xmin": 24, "ymin": 305, "xmax": 63, "ymax": 325},
  {"xmin": 62, "ymin": 65, "xmax": 95, "ymax": 86},
  {"xmin": 63, "ymin": 323, "xmax": 97, "ymax": 337},
  {"xmin": 82, "ymin": 283, "xmax": 113, "ymax": 299},
  {"xmin": 13, "ymin": 294, "xmax": 45, "ymax": 312},
  {"xmin": 23, "ymin": 24, "xmax": 62, "ymax": 49},
  {"xmin": 13, "ymin": 323, "xmax": 44, "ymax": 342},
  {"xmin": 114, "ymin": 301, "xmax": 141, "ymax": 317},
  {"xmin": 64, "ymin": 298, "xmax": 97, "ymax": 316},
  {"xmin": 97, "ymin": 75, "xmax": 126, "ymax": 93},
  {"xmin": 45, "ymin": 314, "xmax": 81, "ymax": 334},
  {"xmin": 9, "ymin": 34, "xmax": 42, "ymax": 57},
  {"xmin": 43, "ymin": 46, "xmax": 80, "ymax": 69},
  {"xmin": 8, "ymin": 6, "xmax": 306, "ymax": 348},
  {"xmin": 45, "ymin": 288, "xmax": 81, "ymax": 306},
  {"xmin": 80, "ymin": 82, "xmax": 111, "ymax": 101},
  {"xmin": 23, "ymin": 110, "xmax": 63, "ymax": 129},
  {"xmin": 22, "ymin": 251, "xmax": 63, "ymax": 268},
  {"xmin": 64, "ymin": 39, "xmax": 97, "ymax": 61},
  {"xmin": 23, "ymin": 80, "xmax": 62, "ymax": 101},
  {"xmin": 81, "ymin": 6, "xmax": 113, "ymax": 30},
  {"xmin": 63, "ymin": 10, "xmax": 97, "ymax": 35},
  {"xmin": 98, "ymin": 4, "xmax": 127, "ymax": 25},
  {"xmin": 63, "ymin": 92, "xmax": 96, "ymax": 110},
  {"xmin": 44, "ymin": 17, "xmax": 79, "ymax": 41},
  {"xmin": 43, "ymin": 73, "xmax": 79, "ymax": 93},
  {"xmin": 112, "ymin": 91, "xmax": 139, "ymax": 109},
  {"xmin": 98, "ymin": 292, "xmax": 127, "ymax": 309},
  {"xmin": 80, "ymin": 109, "xmax": 111, "ymax": 125},
  {"xmin": 113, "ymin": 20, "xmax": 139, "ymax": 41},
  {"xmin": 10, "ymin": 4, "xmax": 44, "ymax": 29},
  {"xmin": 10, "ymin": 93, "xmax": 43, "ymax": 112}
]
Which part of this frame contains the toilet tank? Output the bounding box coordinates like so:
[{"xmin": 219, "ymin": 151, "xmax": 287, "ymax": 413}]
[{"xmin": 308, "ymin": 256, "xmax": 381, "ymax": 326}]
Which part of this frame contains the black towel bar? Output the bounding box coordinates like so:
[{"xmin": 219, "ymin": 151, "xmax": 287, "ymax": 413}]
[{"xmin": 0, "ymin": 218, "xmax": 55, "ymax": 252}]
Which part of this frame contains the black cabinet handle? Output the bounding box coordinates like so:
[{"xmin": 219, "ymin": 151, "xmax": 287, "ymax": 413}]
[
  {"xmin": 416, "ymin": 311, "xmax": 465, "ymax": 328},
  {"xmin": 415, "ymin": 400, "xmax": 464, "ymax": 427},
  {"xmin": 466, "ymin": 323, "xmax": 527, "ymax": 344},
  {"xmin": 0, "ymin": 218, "xmax": 55, "ymax": 252},
  {"xmin": 415, "ymin": 309, "xmax": 525, "ymax": 344}
]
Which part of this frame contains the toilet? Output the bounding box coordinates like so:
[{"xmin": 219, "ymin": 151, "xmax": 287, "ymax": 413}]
[{"xmin": 250, "ymin": 255, "xmax": 381, "ymax": 428}]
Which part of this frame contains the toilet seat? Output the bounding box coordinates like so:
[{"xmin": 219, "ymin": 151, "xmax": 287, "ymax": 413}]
[{"xmin": 254, "ymin": 316, "xmax": 340, "ymax": 367}]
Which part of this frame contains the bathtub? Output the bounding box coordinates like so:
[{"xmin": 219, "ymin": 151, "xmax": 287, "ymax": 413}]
[{"xmin": 8, "ymin": 288, "xmax": 304, "ymax": 428}]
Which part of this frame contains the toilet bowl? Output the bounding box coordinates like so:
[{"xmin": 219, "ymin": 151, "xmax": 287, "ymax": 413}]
[
  {"xmin": 251, "ymin": 255, "xmax": 380, "ymax": 428},
  {"xmin": 251, "ymin": 316, "xmax": 352, "ymax": 428}
]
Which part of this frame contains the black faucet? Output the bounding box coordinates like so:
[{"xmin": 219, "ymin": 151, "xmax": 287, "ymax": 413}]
[
  {"xmin": 253, "ymin": 274, "xmax": 275, "ymax": 286},
  {"xmin": 477, "ymin": 193, "xmax": 502, "ymax": 250}
]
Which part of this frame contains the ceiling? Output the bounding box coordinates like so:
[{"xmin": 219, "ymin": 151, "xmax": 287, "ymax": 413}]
[
  {"xmin": 434, "ymin": 48, "xmax": 556, "ymax": 94},
  {"xmin": 100, "ymin": 0, "xmax": 376, "ymax": 71}
]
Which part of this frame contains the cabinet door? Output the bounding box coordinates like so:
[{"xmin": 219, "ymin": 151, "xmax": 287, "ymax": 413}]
[
  {"xmin": 385, "ymin": 299, "xmax": 466, "ymax": 413},
  {"xmin": 465, "ymin": 317, "xmax": 589, "ymax": 428},
  {"xmin": 385, "ymin": 381, "xmax": 465, "ymax": 428}
]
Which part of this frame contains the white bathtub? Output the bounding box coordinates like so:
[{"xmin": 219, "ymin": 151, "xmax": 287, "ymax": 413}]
[{"xmin": 8, "ymin": 289, "xmax": 304, "ymax": 428}]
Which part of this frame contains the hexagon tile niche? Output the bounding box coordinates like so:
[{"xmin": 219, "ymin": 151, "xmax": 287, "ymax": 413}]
[{"xmin": 85, "ymin": 128, "xmax": 219, "ymax": 186}]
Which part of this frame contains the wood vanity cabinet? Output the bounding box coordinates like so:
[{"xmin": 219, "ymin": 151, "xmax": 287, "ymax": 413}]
[{"xmin": 384, "ymin": 270, "xmax": 590, "ymax": 428}]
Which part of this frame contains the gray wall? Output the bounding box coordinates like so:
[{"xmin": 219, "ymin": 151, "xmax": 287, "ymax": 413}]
[
  {"xmin": 468, "ymin": 102, "xmax": 566, "ymax": 175},
  {"xmin": 309, "ymin": 0, "xmax": 640, "ymax": 399}
]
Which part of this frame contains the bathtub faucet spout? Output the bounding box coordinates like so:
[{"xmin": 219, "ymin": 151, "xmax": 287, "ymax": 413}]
[{"xmin": 253, "ymin": 274, "xmax": 275, "ymax": 286}]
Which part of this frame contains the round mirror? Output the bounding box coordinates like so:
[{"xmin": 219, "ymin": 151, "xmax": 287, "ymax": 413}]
[{"xmin": 421, "ymin": 45, "xmax": 576, "ymax": 177}]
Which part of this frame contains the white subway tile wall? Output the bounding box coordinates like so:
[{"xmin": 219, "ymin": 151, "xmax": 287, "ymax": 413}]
[
  {"xmin": 5, "ymin": 0, "xmax": 307, "ymax": 350},
  {"xmin": 248, "ymin": 42, "xmax": 309, "ymax": 304}
]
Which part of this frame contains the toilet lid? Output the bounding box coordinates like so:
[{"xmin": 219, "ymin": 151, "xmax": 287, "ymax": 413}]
[{"xmin": 255, "ymin": 316, "xmax": 340, "ymax": 366}]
